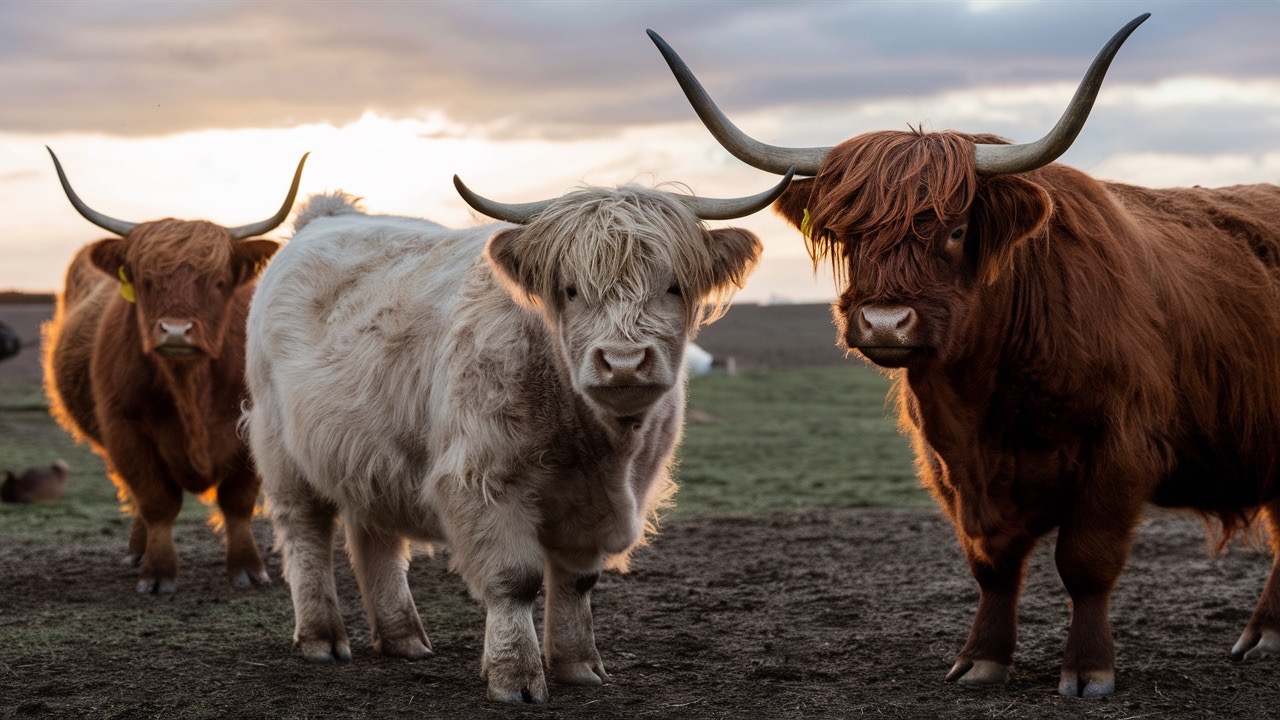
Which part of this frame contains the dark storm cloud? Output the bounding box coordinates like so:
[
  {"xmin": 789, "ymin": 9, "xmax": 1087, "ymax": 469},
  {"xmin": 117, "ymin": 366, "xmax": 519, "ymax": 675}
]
[{"xmin": 0, "ymin": 1, "xmax": 1275, "ymax": 139}]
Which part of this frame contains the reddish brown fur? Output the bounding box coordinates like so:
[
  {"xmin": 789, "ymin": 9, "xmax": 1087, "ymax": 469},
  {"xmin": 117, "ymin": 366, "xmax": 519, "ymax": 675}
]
[
  {"xmin": 775, "ymin": 127, "xmax": 1280, "ymax": 694},
  {"xmin": 43, "ymin": 219, "xmax": 278, "ymax": 593}
]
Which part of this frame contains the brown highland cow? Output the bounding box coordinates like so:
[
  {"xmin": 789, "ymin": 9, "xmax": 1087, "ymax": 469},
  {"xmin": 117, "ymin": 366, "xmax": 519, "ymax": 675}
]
[
  {"xmin": 42, "ymin": 149, "xmax": 306, "ymax": 593},
  {"xmin": 652, "ymin": 14, "xmax": 1280, "ymax": 697}
]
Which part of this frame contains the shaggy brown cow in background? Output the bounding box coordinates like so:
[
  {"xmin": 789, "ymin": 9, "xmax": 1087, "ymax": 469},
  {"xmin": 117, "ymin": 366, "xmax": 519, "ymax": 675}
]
[
  {"xmin": 42, "ymin": 149, "xmax": 306, "ymax": 593},
  {"xmin": 653, "ymin": 14, "xmax": 1280, "ymax": 698}
]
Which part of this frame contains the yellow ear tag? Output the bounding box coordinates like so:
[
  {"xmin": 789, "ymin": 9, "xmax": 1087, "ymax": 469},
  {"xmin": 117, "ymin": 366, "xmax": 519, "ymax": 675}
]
[
  {"xmin": 117, "ymin": 266, "xmax": 136, "ymax": 303},
  {"xmin": 800, "ymin": 208, "xmax": 813, "ymax": 239}
]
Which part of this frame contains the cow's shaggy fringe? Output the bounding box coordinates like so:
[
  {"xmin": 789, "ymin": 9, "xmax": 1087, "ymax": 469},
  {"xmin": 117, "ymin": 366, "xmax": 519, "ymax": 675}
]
[
  {"xmin": 803, "ymin": 129, "xmax": 977, "ymax": 288},
  {"xmin": 493, "ymin": 185, "xmax": 755, "ymax": 334}
]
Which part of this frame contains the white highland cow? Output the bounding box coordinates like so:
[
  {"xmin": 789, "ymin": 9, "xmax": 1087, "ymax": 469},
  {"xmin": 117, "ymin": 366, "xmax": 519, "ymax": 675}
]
[{"xmin": 243, "ymin": 170, "xmax": 791, "ymax": 703}]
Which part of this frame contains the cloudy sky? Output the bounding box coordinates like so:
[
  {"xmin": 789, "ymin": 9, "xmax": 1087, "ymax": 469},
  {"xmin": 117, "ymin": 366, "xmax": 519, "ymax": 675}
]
[{"xmin": 1, "ymin": 1, "xmax": 1277, "ymax": 302}]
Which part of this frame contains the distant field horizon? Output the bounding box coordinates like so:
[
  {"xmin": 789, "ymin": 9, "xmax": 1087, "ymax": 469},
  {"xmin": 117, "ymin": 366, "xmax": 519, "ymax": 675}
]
[{"xmin": 0, "ymin": 298, "xmax": 848, "ymax": 387}]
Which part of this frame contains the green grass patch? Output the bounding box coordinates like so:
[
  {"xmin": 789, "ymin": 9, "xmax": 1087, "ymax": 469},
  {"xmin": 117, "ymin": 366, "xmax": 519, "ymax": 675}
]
[
  {"xmin": 0, "ymin": 367, "xmax": 927, "ymax": 549},
  {"xmin": 0, "ymin": 592, "xmax": 301, "ymax": 664},
  {"xmin": 0, "ymin": 381, "xmax": 211, "ymax": 545},
  {"xmin": 675, "ymin": 365, "xmax": 926, "ymax": 515}
]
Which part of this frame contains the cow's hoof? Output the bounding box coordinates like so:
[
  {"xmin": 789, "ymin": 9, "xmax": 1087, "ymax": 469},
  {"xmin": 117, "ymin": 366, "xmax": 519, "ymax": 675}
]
[
  {"xmin": 378, "ymin": 635, "xmax": 433, "ymax": 660},
  {"xmin": 1058, "ymin": 668, "xmax": 1115, "ymax": 698},
  {"xmin": 486, "ymin": 680, "xmax": 549, "ymax": 704},
  {"xmin": 121, "ymin": 554, "xmax": 143, "ymax": 567},
  {"xmin": 1231, "ymin": 627, "xmax": 1280, "ymax": 662},
  {"xmin": 551, "ymin": 660, "xmax": 609, "ymax": 686},
  {"xmin": 231, "ymin": 568, "xmax": 271, "ymax": 588},
  {"xmin": 485, "ymin": 665, "xmax": 549, "ymax": 703},
  {"xmin": 137, "ymin": 578, "xmax": 177, "ymax": 594},
  {"xmin": 945, "ymin": 658, "xmax": 1010, "ymax": 685},
  {"xmin": 298, "ymin": 638, "xmax": 352, "ymax": 663}
]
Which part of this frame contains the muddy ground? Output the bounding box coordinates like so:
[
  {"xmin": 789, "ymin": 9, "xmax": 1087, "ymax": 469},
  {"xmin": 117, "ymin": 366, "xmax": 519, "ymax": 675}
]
[{"xmin": 2, "ymin": 508, "xmax": 1276, "ymax": 719}]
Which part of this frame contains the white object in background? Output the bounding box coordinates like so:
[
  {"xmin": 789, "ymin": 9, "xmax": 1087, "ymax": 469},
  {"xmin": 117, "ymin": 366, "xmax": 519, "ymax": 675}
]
[{"xmin": 685, "ymin": 342, "xmax": 713, "ymax": 375}]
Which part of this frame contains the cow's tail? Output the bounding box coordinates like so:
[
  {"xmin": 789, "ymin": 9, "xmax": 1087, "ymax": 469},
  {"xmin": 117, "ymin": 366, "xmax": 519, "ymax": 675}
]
[{"xmin": 292, "ymin": 191, "xmax": 366, "ymax": 233}]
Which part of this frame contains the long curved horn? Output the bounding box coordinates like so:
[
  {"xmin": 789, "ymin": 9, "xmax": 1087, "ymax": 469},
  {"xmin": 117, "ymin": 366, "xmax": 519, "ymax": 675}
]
[
  {"xmin": 678, "ymin": 167, "xmax": 795, "ymax": 220},
  {"xmin": 454, "ymin": 176, "xmax": 554, "ymax": 225},
  {"xmin": 974, "ymin": 14, "xmax": 1149, "ymax": 175},
  {"xmin": 648, "ymin": 30, "xmax": 829, "ymax": 177},
  {"xmin": 454, "ymin": 168, "xmax": 795, "ymax": 225},
  {"xmin": 226, "ymin": 153, "xmax": 310, "ymax": 239},
  {"xmin": 47, "ymin": 147, "xmax": 138, "ymax": 237}
]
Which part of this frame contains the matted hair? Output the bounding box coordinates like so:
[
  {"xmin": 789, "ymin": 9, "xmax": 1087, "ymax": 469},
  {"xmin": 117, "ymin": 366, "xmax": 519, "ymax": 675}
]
[
  {"xmin": 125, "ymin": 220, "xmax": 236, "ymax": 277},
  {"xmin": 491, "ymin": 184, "xmax": 748, "ymax": 331},
  {"xmin": 804, "ymin": 129, "xmax": 979, "ymax": 284}
]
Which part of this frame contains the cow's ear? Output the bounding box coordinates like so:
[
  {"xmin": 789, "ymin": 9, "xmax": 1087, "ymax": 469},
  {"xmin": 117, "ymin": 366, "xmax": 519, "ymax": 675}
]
[
  {"xmin": 971, "ymin": 175, "xmax": 1051, "ymax": 284},
  {"xmin": 485, "ymin": 227, "xmax": 543, "ymax": 309},
  {"xmin": 87, "ymin": 238, "xmax": 126, "ymax": 278},
  {"xmin": 232, "ymin": 239, "xmax": 280, "ymax": 285},
  {"xmin": 772, "ymin": 178, "xmax": 816, "ymax": 232},
  {"xmin": 704, "ymin": 227, "xmax": 763, "ymax": 291}
]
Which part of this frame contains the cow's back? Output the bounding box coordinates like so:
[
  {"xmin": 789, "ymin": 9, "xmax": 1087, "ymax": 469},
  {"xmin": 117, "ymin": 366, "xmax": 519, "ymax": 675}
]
[
  {"xmin": 43, "ymin": 245, "xmax": 116, "ymax": 446},
  {"xmin": 1103, "ymin": 181, "xmax": 1280, "ymax": 505},
  {"xmin": 247, "ymin": 210, "xmax": 517, "ymax": 515}
]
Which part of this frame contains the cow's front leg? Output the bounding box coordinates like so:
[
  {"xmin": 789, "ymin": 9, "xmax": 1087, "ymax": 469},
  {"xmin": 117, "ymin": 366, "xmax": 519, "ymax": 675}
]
[
  {"xmin": 946, "ymin": 531, "xmax": 1037, "ymax": 685},
  {"xmin": 480, "ymin": 563, "xmax": 546, "ymax": 703},
  {"xmin": 441, "ymin": 487, "xmax": 548, "ymax": 703},
  {"xmin": 1232, "ymin": 500, "xmax": 1280, "ymax": 661},
  {"xmin": 102, "ymin": 425, "xmax": 182, "ymax": 593},
  {"xmin": 1054, "ymin": 501, "xmax": 1141, "ymax": 698},
  {"xmin": 122, "ymin": 511, "xmax": 146, "ymax": 567},
  {"xmin": 268, "ymin": 472, "xmax": 349, "ymax": 663},
  {"xmin": 345, "ymin": 516, "xmax": 431, "ymax": 659},
  {"xmin": 132, "ymin": 481, "xmax": 182, "ymax": 594},
  {"xmin": 544, "ymin": 553, "xmax": 608, "ymax": 686},
  {"xmin": 216, "ymin": 466, "xmax": 269, "ymax": 588}
]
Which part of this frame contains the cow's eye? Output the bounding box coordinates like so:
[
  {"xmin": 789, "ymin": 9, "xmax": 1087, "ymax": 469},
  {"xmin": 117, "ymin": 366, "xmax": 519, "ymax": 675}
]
[
  {"xmin": 950, "ymin": 226, "xmax": 965, "ymax": 241},
  {"xmin": 565, "ymin": 286, "xmax": 578, "ymax": 300},
  {"xmin": 667, "ymin": 284, "xmax": 682, "ymax": 297},
  {"xmin": 946, "ymin": 225, "xmax": 967, "ymax": 250}
]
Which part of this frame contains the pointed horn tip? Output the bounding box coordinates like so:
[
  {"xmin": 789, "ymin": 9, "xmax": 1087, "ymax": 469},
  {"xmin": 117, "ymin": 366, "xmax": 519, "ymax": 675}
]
[
  {"xmin": 646, "ymin": 28, "xmax": 676, "ymax": 57},
  {"xmin": 769, "ymin": 167, "xmax": 797, "ymax": 201},
  {"xmin": 452, "ymin": 175, "xmax": 476, "ymax": 201},
  {"xmin": 1113, "ymin": 14, "xmax": 1150, "ymax": 42}
]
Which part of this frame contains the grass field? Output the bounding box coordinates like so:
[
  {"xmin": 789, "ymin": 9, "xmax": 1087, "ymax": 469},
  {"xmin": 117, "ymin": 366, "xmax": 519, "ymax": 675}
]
[
  {"xmin": 0, "ymin": 366, "xmax": 923, "ymax": 547},
  {"xmin": 677, "ymin": 366, "xmax": 924, "ymax": 513}
]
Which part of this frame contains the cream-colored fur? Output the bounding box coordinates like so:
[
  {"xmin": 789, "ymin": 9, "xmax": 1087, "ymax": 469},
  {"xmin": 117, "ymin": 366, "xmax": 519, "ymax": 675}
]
[{"xmin": 245, "ymin": 190, "xmax": 760, "ymax": 703}]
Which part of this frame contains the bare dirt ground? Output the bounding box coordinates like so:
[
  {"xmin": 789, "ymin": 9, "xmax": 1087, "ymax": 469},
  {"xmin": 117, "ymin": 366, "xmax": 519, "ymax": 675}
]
[{"xmin": 2, "ymin": 509, "xmax": 1277, "ymax": 719}]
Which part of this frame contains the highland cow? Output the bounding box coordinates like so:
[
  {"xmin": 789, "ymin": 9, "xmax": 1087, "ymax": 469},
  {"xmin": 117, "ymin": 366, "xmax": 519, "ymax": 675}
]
[
  {"xmin": 43, "ymin": 149, "xmax": 307, "ymax": 593},
  {"xmin": 242, "ymin": 171, "xmax": 790, "ymax": 702},
  {"xmin": 653, "ymin": 14, "xmax": 1280, "ymax": 697}
]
